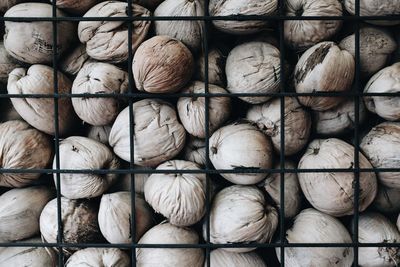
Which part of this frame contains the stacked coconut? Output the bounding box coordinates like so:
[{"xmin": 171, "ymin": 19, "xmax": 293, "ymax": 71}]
[{"xmin": 1, "ymin": 0, "xmax": 400, "ymax": 266}]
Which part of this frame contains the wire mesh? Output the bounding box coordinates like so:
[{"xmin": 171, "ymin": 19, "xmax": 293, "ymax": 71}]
[{"xmin": 1, "ymin": 0, "xmax": 400, "ymax": 266}]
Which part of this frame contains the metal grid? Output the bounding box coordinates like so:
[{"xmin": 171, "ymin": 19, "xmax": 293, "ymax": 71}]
[{"xmin": 1, "ymin": 0, "xmax": 400, "ymax": 266}]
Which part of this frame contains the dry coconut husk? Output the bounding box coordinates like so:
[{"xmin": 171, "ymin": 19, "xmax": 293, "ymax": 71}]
[
  {"xmin": 0, "ymin": 237, "xmax": 57, "ymax": 267},
  {"xmin": 0, "ymin": 41, "xmax": 20, "ymax": 84},
  {"xmin": 144, "ymin": 160, "xmax": 206, "ymax": 226},
  {"xmin": 209, "ymin": 121, "xmax": 273, "ymax": 185},
  {"xmin": 246, "ymin": 97, "xmax": 311, "ymax": 156},
  {"xmin": 208, "ymin": 249, "xmax": 267, "ymax": 267},
  {"xmin": 226, "ymin": 41, "xmax": 281, "ymax": 104},
  {"xmin": 339, "ymin": 27, "xmax": 397, "ymax": 78},
  {"xmin": 284, "ymin": 0, "xmax": 343, "ymax": 50},
  {"xmin": 51, "ymin": 0, "xmax": 98, "ymax": 15},
  {"xmin": 206, "ymin": 185, "xmax": 278, "ymax": 252},
  {"xmin": 298, "ymin": 138, "xmax": 377, "ymax": 217},
  {"xmin": 177, "ymin": 81, "xmax": 231, "ymax": 138},
  {"xmin": 183, "ymin": 136, "xmax": 206, "ymax": 166},
  {"xmin": 72, "ymin": 62, "xmax": 129, "ymax": 126},
  {"xmin": 98, "ymin": 192, "xmax": 153, "ymax": 243},
  {"xmin": 0, "ymin": 120, "xmax": 52, "ymax": 188},
  {"xmin": 39, "ymin": 197, "xmax": 103, "ymax": 256},
  {"xmin": 361, "ymin": 122, "xmax": 400, "ymax": 189},
  {"xmin": 78, "ymin": 1, "xmax": 151, "ymax": 63},
  {"xmin": 364, "ymin": 63, "xmax": 400, "ymax": 121},
  {"xmin": 195, "ymin": 45, "xmax": 227, "ymax": 87},
  {"xmin": 154, "ymin": 0, "xmax": 204, "ymax": 52},
  {"xmin": 7, "ymin": 65, "xmax": 77, "ymax": 136},
  {"xmin": 66, "ymin": 248, "xmax": 129, "ymax": 267},
  {"xmin": 60, "ymin": 44, "xmax": 91, "ymax": 76},
  {"xmin": 56, "ymin": 136, "xmax": 120, "ymax": 199},
  {"xmin": 3, "ymin": 3, "xmax": 76, "ymax": 64},
  {"xmin": 133, "ymin": 36, "xmax": 194, "ymax": 94},
  {"xmin": 86, "ymin": 124, "xmax": 112, "ymax": 145},
  {"xmin": 209, "ymin": 0, "xmax": 278, "ymax": 34},
  {"xmin": 277, "ymin": 208, "xmax": 353, "ymax": 267},
  {"xmin": 344, "ymin": 0, "xmax": 400, "ymax": 25},
  {"xmin": 109, "ymin": 99, "xmax": 186, "ymax": 167},
  {"xmin": 136, "ymin": 222, "xmax": 204, "ymax": 267},
  {"xmin": 0, "ymin": 187, "xmax": 54, "ymax": 242},
  {"xmin": 294, "ymin": 42, "xmax": 354, "ymax": 111}
]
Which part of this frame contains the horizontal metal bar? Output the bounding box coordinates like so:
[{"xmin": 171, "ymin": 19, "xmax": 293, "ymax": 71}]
[
  {"xmin": 1, "ymin": 242, "xmax": 400, "ymax": 248},
  {"xmin": 1, "ymin": 92, "xmax": 400, "ymax": 99},
  {"xmin": 0, "ymin": 168, "xmax": 395, "ymax": 174},
  {"xmin": 1, "ymin": 15, "xmax": 400, "ymax": 22}
]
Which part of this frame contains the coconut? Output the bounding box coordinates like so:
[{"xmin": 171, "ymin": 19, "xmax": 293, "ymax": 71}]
[
  {"xmin": 208, "ymin": 249, "xmax": 267, "ymax": 267},
  {"xmin": 183, "ymin": 137, "xmax": 206, "ymax": 166},
  {"xmin": 195, "ymin": 45, "xmax": 227, "ymax": 87},
  {"xmin": 51, "ymin": 0, "xmax": 98, "ymax": 14},
  {"xmin": 66, "ymin": 248, "xmax": 130, "ymax": 267},
  {"xmin": 86, "ymin": 125, "xmax": 112, "ymax": 145},
  {"xmin": 60, "ymin": 44, "xmax": 91, "ymax": 76},
  {"xmin": 344, "ymin": 0, "xmax": 400, "ymax": 25}
]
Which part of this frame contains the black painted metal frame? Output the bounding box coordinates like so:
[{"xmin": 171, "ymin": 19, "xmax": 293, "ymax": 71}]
[{"xmin": 1, "ymin": 0, "xmax": 400, "ymax": 266}]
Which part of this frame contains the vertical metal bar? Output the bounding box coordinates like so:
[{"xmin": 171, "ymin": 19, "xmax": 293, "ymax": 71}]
[
  {"xmin": 353, "ymin": 0, "xmax": 361, "ymax": 265},
  {"xmin": 51, "ymin": 0, "xmax": 64, "ymax": 265},
  {"xmin": 278, "ymin": 0, "xmax": 286, "ymax": 266},
  {"xmin": 126, "ymin": 0, "xmax": 137, "ymax": 266},
  {"xmin": 203, "ymin": 1, "xmax": 211, "ymax": 266}
]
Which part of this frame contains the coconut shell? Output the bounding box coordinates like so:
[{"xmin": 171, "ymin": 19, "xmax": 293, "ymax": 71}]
[
  {"xmin": 360, "ymin": 122, "xmax": 400, "ymax": 189},
  {"xmin": 177, "ymin": 81, "xmax": 231, "ymax": 138},
  {"xmin": 0, "ymin": 187, "xmax": 54, "ymax": 242},
  {"xmin": 0, "ymin": 120, "xmax": 52, "ymax": 188},
  {"xmin": 55, "ymin": 136, "xmax": 120, "ymax": 199},
  {"xmin": 226, "ymin": 41, "xmax": 281, "ymax": 104},
  {"xmin": 133, "ymin": 36, "xmax": 194, "ymax": 93},
  {"xmin": 246, "ymin": 97, "xmax": 311, "ymax": 156},
  {"xmin": 136, "ymin": 222, "xmax": 204, "ymax": 267},
  {"xmin": 363, "ymin": 63, "xmax": 400, "ymax": 121},
  {"xmin": 66, "ymin": 248, "xmax": 129, "ymax": 267},
  {"xmin": 98, "ymin": 192, "xmax": 154, "ymax": 243},
  {"xmin": 3, "ymin": 3, "xmax": 76, "ymax": 64},
  {"xmin": 39, "ymin": 197, "xmax": 103, "ymax": 256},
  {"xmin": 206, "ymin": 185, "xmax": 278, "ymax": 252},
  {"xmin": 109, "ymin": 99, "xmax": 186, "ymax": 167},
  {"xmin": 294, "ymin": 42, "xmax": 354, "ymax": 111},
  {"xmin": 209, "ymin": 0, "xmax": 278, "ymax": 34},
  {"xmin": 78, "ymin": 1, "xmax": 151, "ymax": 63},
  {"xmin": 72, "ymin": 62, "xmax": 129, "ymax": 126},
  {"xmin": 7, "ymin": 65, "xmax": 77, "ymax": 136},
  {"xmin": 144, "ymin": 160, "xmax": 206, "ymax": 226},
  {"xmin": 209, "ymin": 121, "xmax": 273, "ymax": 185},
  {"xmin": 284, "ymin": 0, "xmax": 343, "ymax": 50},
  {"xmin": 154, "ymin": 0, "xmax": 204, "ymax": 52},
  {"xmin": 298, "ymin": 138, "xmax": 377, "ymax": 217}
]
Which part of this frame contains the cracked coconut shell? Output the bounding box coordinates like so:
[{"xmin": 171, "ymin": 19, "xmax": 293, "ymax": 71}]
[
  {"xmin": 298, "ymin": 138, "xmax": 377, "ymax": 217},
  {"xmin": 339, "ymin": 27, "xmax": 397, "ymax": 78},
  {"xmin": 361, "ymin": 122, "xmax": 400, "ymax": 189},
  {"xmin": 206, "ymin": 185, "xmax": 278, "ymax": 252},
  {"xmin": 284, "ymin": 0, "xmax": 343, "ymax": 50},
  {"xmin": 226, "ymin": 41, "xmax": 281, "ymax": 104},
  {"xmin": 78, "ymin": 1, "xmax": 151, "ymax": 63},
  {"xmin": 364, "ymin": 62, "xmax": 400, "ymax": 121},
  {"xmin": 177, "ymin": 81, "xmax": 231, "ymax": 138},
  {"xmin": 3, "ymin": 3, "xmax": 76, "ymax": 64},
  {"xmin": 277, "ymin": 208, "xmax": 353, "ymax": 267},
  {"xmin": 209, "ymin": 0, "xmax": 278, "ymax": 34},
  {"xmin": 0, "ymin": 237, "xmax": 57, "ymax": 267},
  {"xmin": 55, "ymin": 136, "xmax": 120, "ymax": 199},
  {"xmin": 66, "ymin": 248, "xmax": 129, "ymax": 267},
  {"xmin": 355, "ymin": 212, "xmax": 400, "ymax": 267},
  {"xmin": 313, "ymin": 98, "xmax": 367, "ymax": 135},
  {"xmin": 246, "ymin": 97, "xmax": 311, "ymax": 156},
  {"xmin": 0, "ymin": 120, "xmax": 52, "ymax": 188},
  {"xmin": 209, "ymin": 121, "xmax": 273, "ymax": 185},
  {"xmin": 98, "ymin": 192, "xmax": 154, "ymax": 243},
  {"xmin": 344, "ymin": 0, "xmax": 400, "ymax": 25},
  {"xmin": 109, "ymin": 99, "xmax": 186, "ymax": 167},
  {"xmin": 0, "ymin": 186, "xmax": 53, "ymax": 242},
  {"xmin": 39, "ymin": 197, "xmax": 103, "ymax": 256},
  {"xmin": 136, "ymin": 222, "xmax": 204, "ymax": 267},
  {"xmin": 154, "ymin": 0, "xmax": 204, "ymax": 52},
  {"xmin": 144, "ymin": 160, "xmax": 206, "ymax": 226},
  {"xmin": 294, "ymin": 42, "xmax": 354, "ymax": 111},
  {"xmin": 133, "ymin": 36, "xmax": 194, "ymax": 93},
  {"xmin": 72, "ymin": 62, "xmax": 129, "ymax": 126},
  {"xmin": 7, "ymin": 65, "xmax": 77, "ymax": 136}
]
